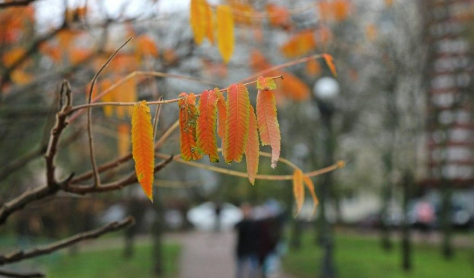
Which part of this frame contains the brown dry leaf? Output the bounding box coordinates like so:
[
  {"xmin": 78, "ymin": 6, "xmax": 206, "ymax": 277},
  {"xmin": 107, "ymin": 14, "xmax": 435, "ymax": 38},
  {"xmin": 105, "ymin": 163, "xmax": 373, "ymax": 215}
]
[{"xmin": 293, "ymin": 169, "xmax": 304, "ymax": 216}]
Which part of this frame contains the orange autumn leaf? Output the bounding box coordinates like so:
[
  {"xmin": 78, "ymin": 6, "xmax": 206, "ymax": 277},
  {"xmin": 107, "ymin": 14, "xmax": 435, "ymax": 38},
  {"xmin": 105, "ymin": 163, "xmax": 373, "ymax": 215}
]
[
  {"xmin": 317, "ymin": 1, "xmax": 332, "ymax": 21},
  {"xmin": 293, "ymin": 169, "xmax": 304, "ymax": 215},
  {"xmin": 231, "ymin": 3, "xmax": 254, "ymax": 25},
  {"xmin": 303, "ymin": 175, "xmax": 319, "ymax": 214},
  {"xmin": 136, "ymin": 34, "xmax": 159, "ymax": 60},
  {"xmin": 216, "ymin": 89, "xmax": 227, "ymax": 158},
  {"xmin": 266, "ymin": 4, "xmax": 290, "ymax": 29},
  {"xmin": 69, "ymin": 48, "xmax": 91, "ymax": 65},
  {"xmin": 39, "ymin": 43, "xmax": 61, "ymax": 63},
  {"xmin": 163, "ymin": 49, "xmax": 178, "ymax": 65},
  {"xmin": 250, "ymin": 50, "xmax": 272, "ymax": 73},
  {"xmin": 256, "ymin": 89, "xmax": 281, "ymax": 168},
  {"xmin": 323, "ymin": 53, "xmax": 337, "ymax": 77},
  {"xmin": 217, "ymin": 5, "xmax": 234, "ymax": 63},
  {"xmin": 245, "ymin": 105, "xmax": 260, "ymax": 185},
  {"xmin": 2, "ymin": 47, "xmax": 26, "ymax": 67},
  {"xmin": 279, "ymin": 72, "xmax": 310, "ymax": 101},
  {"xmin": 11, "ymin": 70, "xmax": 32, "ymax": 85},
  {"xmin": 57, "ymin": 29, "xmax": 79, "ymax": 52},
  {"xmin": 132, "ymin": 101, "xmax": 155, "ymax": 201},
  {"xmin": 333, "ymin": 0, "xmax": 351, "ymax": 22},
  {"xmin": 179, "ymin": 93, "xmax": 202, "ymax": 161},
  {"xmin": 118, "ymin": 123, "xmax": 130, "ymax": 158},
  {"xmin": 110, "ymin": 54, "xmax": 138, "ymax": 73},
  {"xmin": 280, "ymin": 30, "xmax": 316, "ymax": 58},
  {"xmin": 306, "ymin": 59, "xmax": 321, "ymax": 76},
  {"xmin": 224, "ymin": 84, "xmax": 250, "ymax": 163},
  {"xmin": 253, "ymin": 26, "xmax": 263, "ymax": 43},
  {"xmin": 190, "ymin": 0, "xmax": 207, "ymax": 45},
  {"xmin": 196, "ymin": 89, "xmax": 219, "ymax": 162}
]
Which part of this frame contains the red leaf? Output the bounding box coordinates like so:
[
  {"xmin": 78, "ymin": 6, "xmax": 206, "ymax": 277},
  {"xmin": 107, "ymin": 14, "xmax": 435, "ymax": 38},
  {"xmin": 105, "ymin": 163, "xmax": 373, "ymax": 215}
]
[
  {"xmin": 179, "ymin": 93, "xmax": 202, "ymax": 161},
  {"xmin": 216, "ymin": 89, "xmax": 227, "ymax": 158},
  {"xmin": 256, "ymin": 90, "xmax": 281, "ymax": 168},
  {"xmin": 245, "ymin": 105, "xmax": 260, "ymax": 185},
  {"xmin": 224, "ymin": 84, "xmax": 250, "ymax": 163},
  {"xmin": 196, "ymin": 89, "xmax": 219, "ymax": 162}
]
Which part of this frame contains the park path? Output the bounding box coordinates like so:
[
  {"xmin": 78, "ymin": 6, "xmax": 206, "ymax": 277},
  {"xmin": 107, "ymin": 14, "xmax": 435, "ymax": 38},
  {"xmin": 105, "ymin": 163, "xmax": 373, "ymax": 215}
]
[
  {"xmin": 178, "ymin": 231, "xmax": 236, "ymax": 278},
  {"xmin": 178, "ymin": 231, "xmax": 293, "ymax": 278}
]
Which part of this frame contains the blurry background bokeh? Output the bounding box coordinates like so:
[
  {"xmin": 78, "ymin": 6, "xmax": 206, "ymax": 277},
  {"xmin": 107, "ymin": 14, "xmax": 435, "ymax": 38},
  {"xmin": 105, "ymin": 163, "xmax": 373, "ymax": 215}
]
[{"xmin": 0, "ymin": 0, "xmax": 473, "ymax": 278}]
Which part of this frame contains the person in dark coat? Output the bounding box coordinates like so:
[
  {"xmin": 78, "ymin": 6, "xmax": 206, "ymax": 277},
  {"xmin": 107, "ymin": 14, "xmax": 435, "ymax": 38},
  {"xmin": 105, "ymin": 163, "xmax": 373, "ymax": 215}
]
[{"xmin": 235, "ymin": 203, "xmax": 259, "ymax": 278}]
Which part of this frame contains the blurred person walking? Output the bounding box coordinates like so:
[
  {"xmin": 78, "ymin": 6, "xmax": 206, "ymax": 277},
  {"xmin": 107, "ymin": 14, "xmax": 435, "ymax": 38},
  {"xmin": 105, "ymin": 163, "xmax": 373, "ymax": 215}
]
[{"xmin": 235, "ymin": 203, "xmax": 259, "ymax": 278}]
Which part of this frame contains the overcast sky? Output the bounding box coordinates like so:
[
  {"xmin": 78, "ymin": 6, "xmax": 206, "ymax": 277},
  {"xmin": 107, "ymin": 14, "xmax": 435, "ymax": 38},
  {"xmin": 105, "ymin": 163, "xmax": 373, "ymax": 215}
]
[{"xmin": 35, "ymin": 0, "xmax": 191, "ymax": 31}]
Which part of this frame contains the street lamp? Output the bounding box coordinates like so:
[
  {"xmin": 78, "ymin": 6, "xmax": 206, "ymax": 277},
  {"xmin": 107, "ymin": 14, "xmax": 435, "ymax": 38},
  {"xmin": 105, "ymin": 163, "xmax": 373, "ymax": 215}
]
[{"xmin": 313, "ymin": 77, "xmax": 339, "ymax": 278}]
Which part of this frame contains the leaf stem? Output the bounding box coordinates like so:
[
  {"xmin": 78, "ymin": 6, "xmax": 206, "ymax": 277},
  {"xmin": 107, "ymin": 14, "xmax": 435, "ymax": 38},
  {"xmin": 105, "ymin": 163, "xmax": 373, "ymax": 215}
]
[
  {"xmin": 87, "ymin": 37, "xmax": 131, "ymax": 188},
  {"xmin": 155, "ymin": 152, "xmax": 344, "ymax": 181}
]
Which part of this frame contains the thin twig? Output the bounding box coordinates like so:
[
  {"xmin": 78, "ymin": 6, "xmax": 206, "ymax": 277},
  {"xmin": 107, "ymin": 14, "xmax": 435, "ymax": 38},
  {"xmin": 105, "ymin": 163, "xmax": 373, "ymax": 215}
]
[
  {"xmin": 68, "ymin": 71, "xmax": 217, "ymax": 121},
  {"xmin": 86, "ymin": 37, "xmax": 132, "ymax": 188},
  {"xmin": 238, "ymin": 53, "xmax": 326, "ymax": 83},
  {"xmin": 65, "ymin": 156, "xmax": 174, "ymax": 194},
  {"xmin": 155, "ymin": 152, "xmax": 344, "ymax": 181},
  {"xmin": 70, "ymin": 121, "xmax": 179, "ymax": 184},
  {"xmin": 68, "ymin": 75, "xmax": 283, "ymax": 115},
  {"xmin": 153, "ymin": 97, "xmax": 163, "ymax": 141},
  {"xmin": 0, "ymin": 81, "xmax": 75, "ymax": 226},
  {"xmin": 0, "ymin": 268, "xmax": 44, "ymax": 278},
  {"xmin": 0, "ymin": 217, "xmax": 134, "ymax": 265}
]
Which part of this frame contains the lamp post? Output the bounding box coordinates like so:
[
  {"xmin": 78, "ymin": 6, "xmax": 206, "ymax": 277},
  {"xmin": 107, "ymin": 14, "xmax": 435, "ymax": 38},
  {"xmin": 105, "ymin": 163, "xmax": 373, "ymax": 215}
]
[{"xmin": 313, "ymin": 77, "xmax": 340, "ymax": 278}]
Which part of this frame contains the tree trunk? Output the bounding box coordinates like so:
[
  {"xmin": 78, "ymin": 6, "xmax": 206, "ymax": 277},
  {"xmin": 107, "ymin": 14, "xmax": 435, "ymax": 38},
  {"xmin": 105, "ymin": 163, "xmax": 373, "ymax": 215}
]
[
  {"xmin": 440, "ymin": 180, "xmax": 453, "ymax": 259},
  {"xmin": 152, "ymin": 195, "xmax": 165, "ymax": 276},
  {"xmin": 380, "ymin": 151, "xmax": 393, "ymax": 252},
  {"xmin": 401, "ymin": 171, "xmax": 412, "ymax": 271}
]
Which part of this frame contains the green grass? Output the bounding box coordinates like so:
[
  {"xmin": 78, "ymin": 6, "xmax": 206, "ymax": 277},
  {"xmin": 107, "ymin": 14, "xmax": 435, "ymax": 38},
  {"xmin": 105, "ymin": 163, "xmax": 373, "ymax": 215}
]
[
  {"xmin": 283, "ymin": 232, "xmax": 474, "ymax": 278},
  {"xmin": 11, "ymin": 242, "xmax": 181, "ymax": 278}
]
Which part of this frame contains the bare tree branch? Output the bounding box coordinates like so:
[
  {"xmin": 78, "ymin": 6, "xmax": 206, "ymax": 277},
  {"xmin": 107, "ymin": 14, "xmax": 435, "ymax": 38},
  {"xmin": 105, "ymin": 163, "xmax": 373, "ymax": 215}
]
[
  {"xmin": 71, "ymin": 120, "xmax": 178, "ymax": 183},
  {"xmin": 66, "ymin": 155, "xmax": 174, "ymax": 194},
  {"xmin": 45, "ymin": 81, "xmax": 72, "ymax": 186},
  {"xmin": 0, "ymin": 268, "xmax": 44, "ymax": 278},
  {"xmin": 0, "ymin": 145, "xmax": 46, "ymax": 181},
  {"xmin": 0, "ymin": 217, "xmax": 134, "ymax": 265},
  {"xmin": 0, "ymin": 27, "xmax": 65, "ymax": 93},
  {"xmin": 0, "ymin": 0, "xmax": 37, "ymax": 9}
]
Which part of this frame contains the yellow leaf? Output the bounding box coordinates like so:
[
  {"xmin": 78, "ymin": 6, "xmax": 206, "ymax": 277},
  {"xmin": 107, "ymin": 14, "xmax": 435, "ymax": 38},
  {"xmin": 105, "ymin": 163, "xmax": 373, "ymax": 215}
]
[
  {"xmin": 100, "ymin": 79, "xmax": 114, "ymax": 118},
  {"xmin": 205, "ymin": 3, "xmax": 215, "ymax": 44},
  {"xmin": 303, "ymin": 175, "xmax": 319, "ymax": 215},
  {"xmin": 118, "ymin": 123, "xmax": 130, "ymax": 157},
  {"xmin": 121, "ymin": 78, "xmax": 137, "ymax": 117},
  {"xmin": 131, "ymin": 101, "xmax": 155, "ymax": 201},
  {"xmin": 293, "ymin": 169, "xmax": 304, "ymax": 216},
  {"xmin": 217, "ymin": 5, "xmax": 234, "ymax": 63},
  {"xmin": 11, "ymin": 69, "xmax": 32, "ymax": 85},
  {"xmin": 190, "ymin": 0, "xmax": 208, "ymax": 45}
]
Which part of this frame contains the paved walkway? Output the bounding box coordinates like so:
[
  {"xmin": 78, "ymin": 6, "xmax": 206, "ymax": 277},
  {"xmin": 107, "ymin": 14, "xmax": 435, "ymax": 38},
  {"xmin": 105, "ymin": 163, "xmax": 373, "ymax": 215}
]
[
  {"xmin": 178, "ymin": 231, "xmax": 236, "ymax": 278},
  {"xmin": 178, "ymin": 231, "xmax": 293, "ymax": 278}
]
